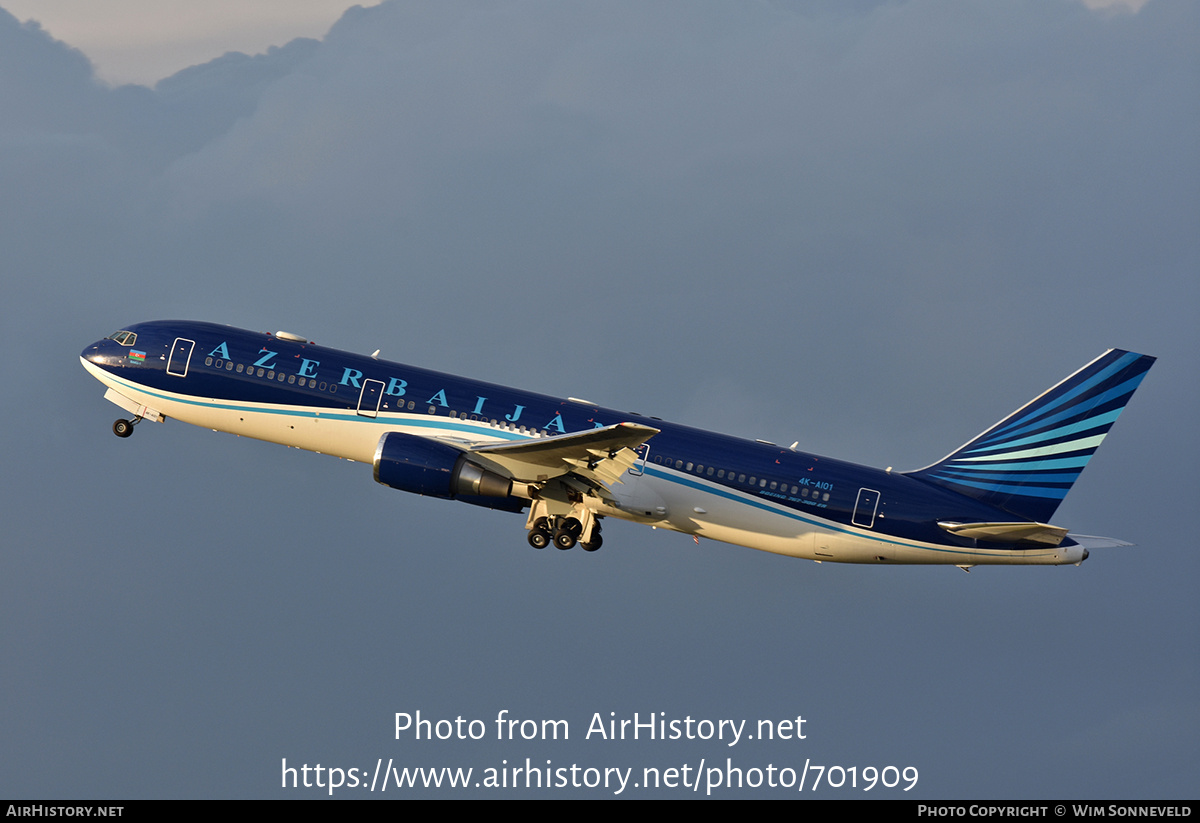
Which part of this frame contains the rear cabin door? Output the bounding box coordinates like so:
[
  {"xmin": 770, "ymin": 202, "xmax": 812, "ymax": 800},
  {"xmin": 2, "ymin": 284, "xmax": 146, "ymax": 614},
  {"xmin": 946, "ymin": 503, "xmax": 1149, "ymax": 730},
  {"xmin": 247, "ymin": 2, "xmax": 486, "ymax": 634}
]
[{"xmin": 852, "ymin": 488, "xmax": 880, "ymax": 528}]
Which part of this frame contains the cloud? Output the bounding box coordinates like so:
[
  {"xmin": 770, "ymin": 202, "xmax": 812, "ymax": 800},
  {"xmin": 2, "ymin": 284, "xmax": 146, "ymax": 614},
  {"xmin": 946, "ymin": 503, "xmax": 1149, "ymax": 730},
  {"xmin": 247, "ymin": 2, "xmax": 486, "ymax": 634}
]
[
  {"xmin": 6, "ymin": 0, "xmax": 1196, "ymax": 420},
  {"xmin": 0, "ymin": 0, "xmax": 379, "ymax": 85},
  {"xmin": 1079, "ymin": 0, "xmax": 1153, "ymax": 12}
]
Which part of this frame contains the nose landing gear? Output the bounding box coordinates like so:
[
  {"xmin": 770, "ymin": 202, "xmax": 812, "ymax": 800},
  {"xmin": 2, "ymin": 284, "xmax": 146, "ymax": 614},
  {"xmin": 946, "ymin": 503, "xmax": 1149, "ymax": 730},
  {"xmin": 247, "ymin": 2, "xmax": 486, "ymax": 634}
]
[{"xmin": 112, "ymin": 416, "xmax": 142, "ymax": 438}]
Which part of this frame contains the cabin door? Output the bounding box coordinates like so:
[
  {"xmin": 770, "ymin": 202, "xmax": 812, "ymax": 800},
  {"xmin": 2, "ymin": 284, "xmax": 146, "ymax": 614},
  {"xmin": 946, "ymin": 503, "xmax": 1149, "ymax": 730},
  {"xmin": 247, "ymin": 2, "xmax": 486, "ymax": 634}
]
[
  {"xmin": 852, "ymin": 488, "xmax": 880, "ymax": 528},
  {"xmin": 629, "ymin": 443, "xmax": 649, "ymax": 476},
  {"xmin": 357, "ymin": 379, "xmax": 384, "ymax": 418},
  {"xmin": 167, "ymin": 338, "xmax": 195, "ymax": 377}
]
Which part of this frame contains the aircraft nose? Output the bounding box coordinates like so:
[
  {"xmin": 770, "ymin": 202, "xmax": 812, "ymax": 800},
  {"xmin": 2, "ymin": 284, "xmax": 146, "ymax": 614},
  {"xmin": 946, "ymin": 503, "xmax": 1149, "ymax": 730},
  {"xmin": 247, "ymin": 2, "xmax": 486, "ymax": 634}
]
[
  {"xmin": 81, "ymin": 338, "xmax": 127, "ymax": 370},
  {"xmin": 81, "ymin": 339, "xmax": 113, "ymax": 364}
]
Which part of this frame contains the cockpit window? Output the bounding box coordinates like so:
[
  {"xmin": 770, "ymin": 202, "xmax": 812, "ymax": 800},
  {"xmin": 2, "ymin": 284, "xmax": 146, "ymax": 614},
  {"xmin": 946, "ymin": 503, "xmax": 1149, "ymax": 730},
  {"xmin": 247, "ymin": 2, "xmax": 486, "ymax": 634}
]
[{"xmin": 106, "ymin": 330, "xmax": 137, "ymax": 346}]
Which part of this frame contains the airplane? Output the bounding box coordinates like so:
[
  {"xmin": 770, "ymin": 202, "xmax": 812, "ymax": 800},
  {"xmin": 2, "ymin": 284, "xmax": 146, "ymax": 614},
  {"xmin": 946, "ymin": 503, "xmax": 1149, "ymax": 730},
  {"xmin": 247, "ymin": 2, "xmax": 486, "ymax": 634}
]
[{"xmin": 80, "ymin": 321, "xmax": 1154, "ymax": 567}]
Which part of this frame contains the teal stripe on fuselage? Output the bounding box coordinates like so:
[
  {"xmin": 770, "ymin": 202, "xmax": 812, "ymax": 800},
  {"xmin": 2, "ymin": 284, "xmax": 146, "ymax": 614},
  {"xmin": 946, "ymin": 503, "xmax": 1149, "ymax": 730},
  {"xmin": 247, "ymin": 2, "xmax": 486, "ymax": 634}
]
[
  {"xmin": 104, "ymin": 364, "xmax": 1029, "ymax": 560},
  {"xmin": 637, "ymin": 467, "xmax": 1022, "ymax": 558},
  {"xmin": 101, "ymin": 369, "xmax": 532, "ymax": 442}
]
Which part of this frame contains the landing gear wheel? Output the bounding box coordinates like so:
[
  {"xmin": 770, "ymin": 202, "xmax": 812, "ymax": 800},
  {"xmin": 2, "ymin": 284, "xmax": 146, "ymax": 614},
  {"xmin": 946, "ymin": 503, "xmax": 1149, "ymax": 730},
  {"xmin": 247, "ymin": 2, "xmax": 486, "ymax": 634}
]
[
  {"xmin": 112, "ymin": 419, "xmax": 134, "ymax": 438},
  {"xmin": 553, "ymin": 529, "xmax": 577, "ymax": 550},
  {"xmin": 581, "ymin": 534, "xmax": 603, "ymax": 552},
  {"xmin": 527, "ymin": 529, "xmax": 550, "ymax": 550}
]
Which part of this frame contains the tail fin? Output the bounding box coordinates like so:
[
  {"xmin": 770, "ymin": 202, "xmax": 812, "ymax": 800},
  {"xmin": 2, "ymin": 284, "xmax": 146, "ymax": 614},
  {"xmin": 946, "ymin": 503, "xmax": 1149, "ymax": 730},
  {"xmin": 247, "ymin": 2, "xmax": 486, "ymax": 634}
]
[{"xmin": 904, "ymin": 349, "xmax": 1155, "ymax": 522}]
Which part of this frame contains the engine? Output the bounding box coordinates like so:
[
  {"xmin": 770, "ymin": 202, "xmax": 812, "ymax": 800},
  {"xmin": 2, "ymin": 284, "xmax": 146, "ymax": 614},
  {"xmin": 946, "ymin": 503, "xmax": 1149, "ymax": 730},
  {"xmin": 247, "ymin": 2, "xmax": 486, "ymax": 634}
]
[{"xmin": 372, "ymin": 431, "xmax": 525, "ymax": 511}]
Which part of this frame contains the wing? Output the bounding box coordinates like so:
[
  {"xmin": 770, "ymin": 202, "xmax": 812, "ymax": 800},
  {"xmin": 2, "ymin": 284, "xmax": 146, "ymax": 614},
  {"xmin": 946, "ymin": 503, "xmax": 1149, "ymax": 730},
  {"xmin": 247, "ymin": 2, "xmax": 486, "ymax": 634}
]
[{"xmin": 466, "ymin": 422, "xmax": 659, "ymax": 490}]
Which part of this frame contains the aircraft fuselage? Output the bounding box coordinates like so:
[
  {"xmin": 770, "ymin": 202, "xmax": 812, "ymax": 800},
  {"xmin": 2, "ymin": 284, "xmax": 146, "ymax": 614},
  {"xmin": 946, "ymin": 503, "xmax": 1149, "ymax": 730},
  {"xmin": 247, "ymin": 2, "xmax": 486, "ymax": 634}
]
[{"xmin": 82, "ymin": 320, "xmax": 1151, "ymax": 566}]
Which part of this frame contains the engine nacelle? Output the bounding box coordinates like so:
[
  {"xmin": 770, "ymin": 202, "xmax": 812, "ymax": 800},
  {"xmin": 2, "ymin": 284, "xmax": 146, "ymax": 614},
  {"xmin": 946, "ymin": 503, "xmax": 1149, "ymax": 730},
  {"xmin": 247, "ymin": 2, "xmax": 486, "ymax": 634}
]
[{"xmin": 372, "ymin": 432, "xmax": 519, "ymax": 509}]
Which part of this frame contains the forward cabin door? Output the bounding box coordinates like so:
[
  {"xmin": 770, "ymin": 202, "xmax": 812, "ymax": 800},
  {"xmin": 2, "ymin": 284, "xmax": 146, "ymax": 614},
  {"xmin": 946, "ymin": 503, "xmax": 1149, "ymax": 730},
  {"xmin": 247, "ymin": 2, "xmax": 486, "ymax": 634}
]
[{"xmin": 167, "ymin": 338, "xmax": 195, "ymax": 377}]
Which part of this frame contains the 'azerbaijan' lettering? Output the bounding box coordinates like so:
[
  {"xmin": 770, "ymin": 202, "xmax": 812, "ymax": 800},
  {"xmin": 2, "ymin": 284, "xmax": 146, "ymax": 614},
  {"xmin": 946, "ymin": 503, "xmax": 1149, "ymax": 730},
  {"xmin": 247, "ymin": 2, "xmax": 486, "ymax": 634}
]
[{"xmin": 207, "ymin": 339, "xmax": 604, "ymax": 433}]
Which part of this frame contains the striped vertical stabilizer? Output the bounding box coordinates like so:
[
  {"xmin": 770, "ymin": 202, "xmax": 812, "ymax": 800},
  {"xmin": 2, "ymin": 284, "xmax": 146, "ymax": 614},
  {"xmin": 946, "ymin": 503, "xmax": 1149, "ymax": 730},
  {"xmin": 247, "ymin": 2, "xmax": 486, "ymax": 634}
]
[{"xmin": 904, "ymin": 349, "xmax": 1155, "ymax": 522}]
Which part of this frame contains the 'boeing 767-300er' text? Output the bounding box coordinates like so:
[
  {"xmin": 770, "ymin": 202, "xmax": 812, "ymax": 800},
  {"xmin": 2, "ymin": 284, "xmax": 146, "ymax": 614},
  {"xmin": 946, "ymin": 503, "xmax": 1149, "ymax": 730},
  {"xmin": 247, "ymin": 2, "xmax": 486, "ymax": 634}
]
[{"xmin": 81, "ymin": 321, "xmax": 1154, "ymax": 567}]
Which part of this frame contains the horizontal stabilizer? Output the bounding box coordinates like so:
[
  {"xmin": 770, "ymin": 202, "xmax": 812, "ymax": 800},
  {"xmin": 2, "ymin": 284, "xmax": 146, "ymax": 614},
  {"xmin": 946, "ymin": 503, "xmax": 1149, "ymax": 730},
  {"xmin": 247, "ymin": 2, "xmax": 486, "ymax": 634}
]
[
  {"xmin": 1067, "ymin": 533, "xmax": 1135, "ymax": 550},
  {"xmin": 938, "ymin": 520, "xmax": 1068, "ymax": 547}
]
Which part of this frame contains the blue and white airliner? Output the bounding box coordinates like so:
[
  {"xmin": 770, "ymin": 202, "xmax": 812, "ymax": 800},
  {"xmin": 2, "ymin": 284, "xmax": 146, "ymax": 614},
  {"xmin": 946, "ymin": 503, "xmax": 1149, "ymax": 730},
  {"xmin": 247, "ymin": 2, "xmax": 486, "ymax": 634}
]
[{"xmin": 81, "ymin": 321, "xmax": 1154, "ymax": 567}]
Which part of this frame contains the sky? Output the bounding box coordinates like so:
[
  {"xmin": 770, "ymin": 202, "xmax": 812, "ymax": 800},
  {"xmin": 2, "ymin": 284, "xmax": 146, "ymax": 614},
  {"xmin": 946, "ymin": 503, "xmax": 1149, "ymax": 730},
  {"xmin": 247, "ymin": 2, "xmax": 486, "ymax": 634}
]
[{"xmin": 2, "ymin": 0, "xmax": 1197, "ymax": 800}]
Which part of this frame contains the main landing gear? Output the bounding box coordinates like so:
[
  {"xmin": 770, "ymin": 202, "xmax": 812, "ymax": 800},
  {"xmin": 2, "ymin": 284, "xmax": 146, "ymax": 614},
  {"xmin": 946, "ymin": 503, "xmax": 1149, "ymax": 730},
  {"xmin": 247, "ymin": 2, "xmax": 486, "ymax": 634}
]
[
  {"xmin": 112, "ymin": 416, "xmax": 142, "ymax": 438},
  {"xmin": 526, "ymin": 515, "xmax": 603, "ymax": 552}
]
